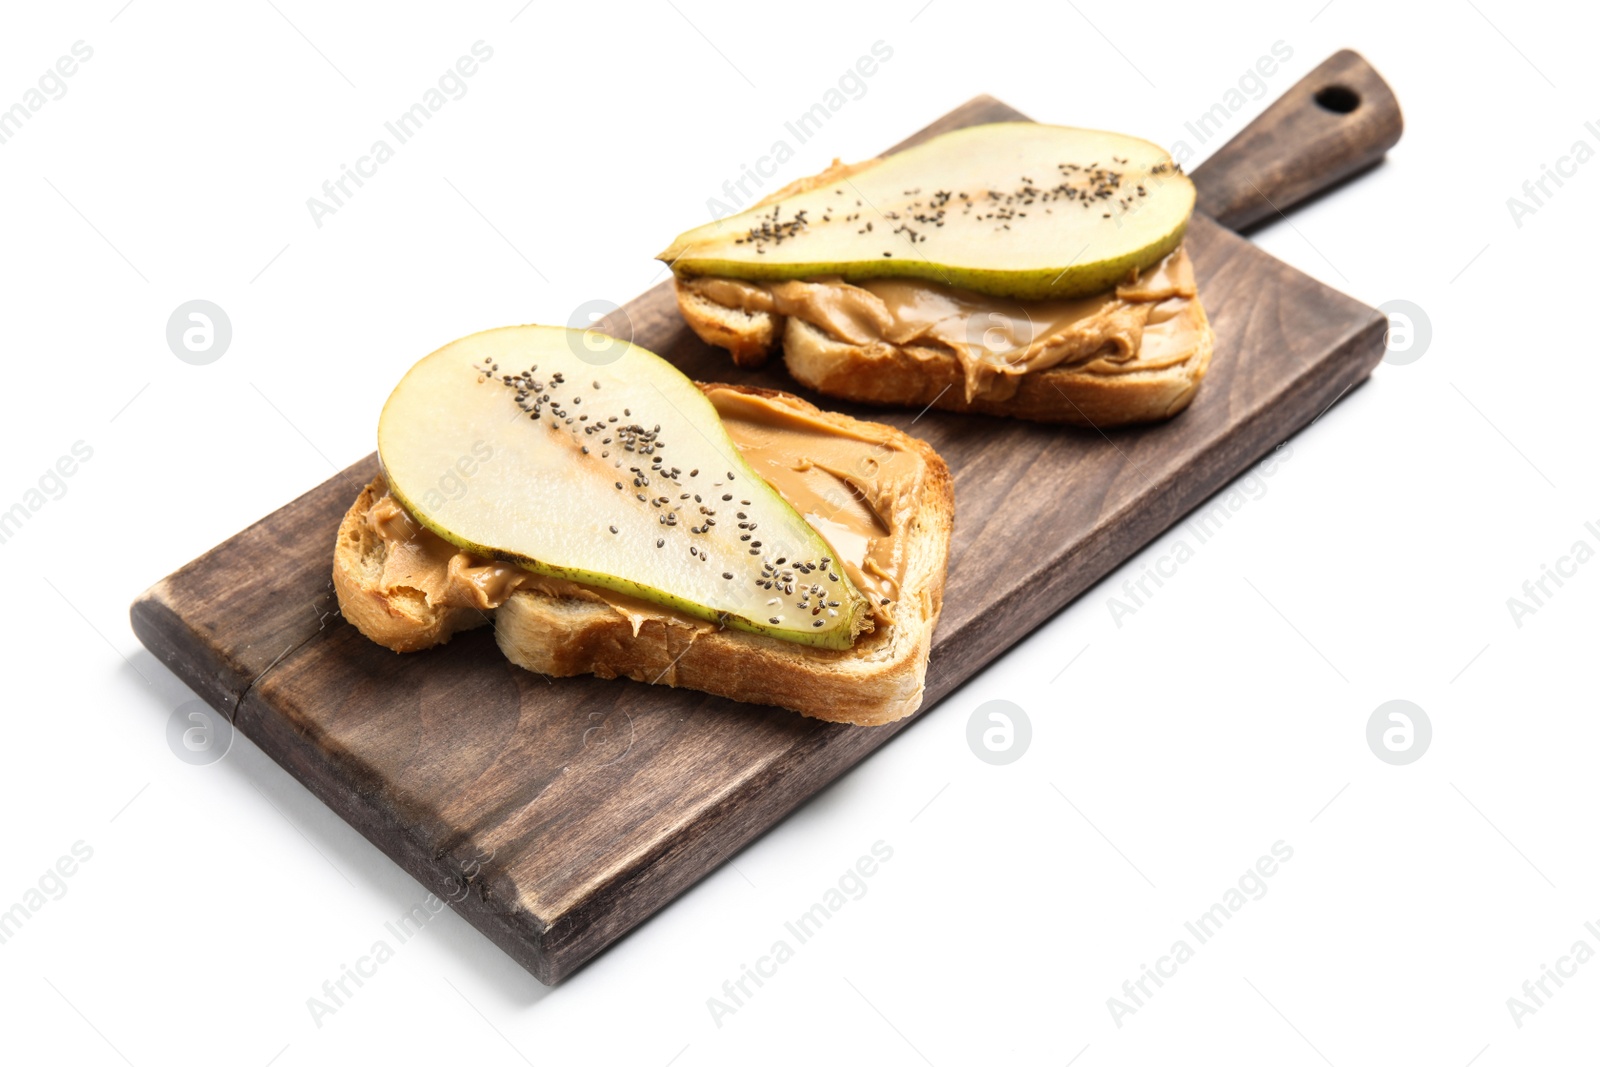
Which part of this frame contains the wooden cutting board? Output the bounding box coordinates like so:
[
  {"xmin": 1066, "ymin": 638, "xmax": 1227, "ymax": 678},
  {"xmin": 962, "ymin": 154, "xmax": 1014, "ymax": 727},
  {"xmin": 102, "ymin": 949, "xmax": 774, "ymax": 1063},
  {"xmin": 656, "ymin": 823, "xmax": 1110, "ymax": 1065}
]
[{"xmin": 132, "ymin": 52, "xmax": 1401, "ymax": 984}]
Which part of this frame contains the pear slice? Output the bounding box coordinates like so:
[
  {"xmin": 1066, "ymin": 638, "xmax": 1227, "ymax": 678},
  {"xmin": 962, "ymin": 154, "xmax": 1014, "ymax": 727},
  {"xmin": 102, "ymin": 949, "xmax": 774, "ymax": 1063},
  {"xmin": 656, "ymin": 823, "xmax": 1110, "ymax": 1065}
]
[
  {"xmin": 377, "ymin": 326, "xmax": 872, "ymax": 649},
  {"xmin": 658, "ymin": 122, "xmax": 1194, "ymax": 301}
]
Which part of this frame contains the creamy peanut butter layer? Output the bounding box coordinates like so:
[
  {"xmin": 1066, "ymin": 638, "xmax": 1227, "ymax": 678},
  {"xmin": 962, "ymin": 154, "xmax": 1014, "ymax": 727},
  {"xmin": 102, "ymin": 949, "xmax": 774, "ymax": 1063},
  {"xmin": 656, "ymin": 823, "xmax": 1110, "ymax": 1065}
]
[
  {"xmin": 363, "ymin": 388, "xmax": 919, "ymax": 636},
  {"xmin": 683, "ymin": 247, "xmax": 1207, "ymax": 403}
]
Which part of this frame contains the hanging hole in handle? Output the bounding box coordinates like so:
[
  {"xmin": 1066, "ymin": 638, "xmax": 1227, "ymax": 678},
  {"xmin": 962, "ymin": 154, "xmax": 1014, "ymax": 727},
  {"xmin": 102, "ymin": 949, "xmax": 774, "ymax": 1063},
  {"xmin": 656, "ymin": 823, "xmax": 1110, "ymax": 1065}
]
[{"xmin": 1313, "ymin": 85, "xmax": 1361, "ymax": 114}]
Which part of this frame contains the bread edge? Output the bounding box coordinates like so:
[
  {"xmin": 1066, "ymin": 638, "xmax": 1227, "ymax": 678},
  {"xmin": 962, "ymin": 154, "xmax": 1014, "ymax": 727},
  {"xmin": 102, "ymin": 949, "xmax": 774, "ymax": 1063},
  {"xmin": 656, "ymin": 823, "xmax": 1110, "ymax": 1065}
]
[{"xmin": 675, "ymin": 281, "xmax": 1215, "ymax": 427}]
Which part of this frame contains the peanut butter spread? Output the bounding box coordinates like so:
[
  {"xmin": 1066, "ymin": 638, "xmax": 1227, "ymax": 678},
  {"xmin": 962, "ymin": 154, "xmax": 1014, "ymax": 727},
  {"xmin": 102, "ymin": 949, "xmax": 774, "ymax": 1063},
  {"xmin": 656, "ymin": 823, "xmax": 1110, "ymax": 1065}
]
[
  {"xmin": 683, "ymin": 247, "xmax": 1205, "ymax": 403},
  {"xmin": 362, "ymin": 387, "xmax": 920, "ymax": 639}
]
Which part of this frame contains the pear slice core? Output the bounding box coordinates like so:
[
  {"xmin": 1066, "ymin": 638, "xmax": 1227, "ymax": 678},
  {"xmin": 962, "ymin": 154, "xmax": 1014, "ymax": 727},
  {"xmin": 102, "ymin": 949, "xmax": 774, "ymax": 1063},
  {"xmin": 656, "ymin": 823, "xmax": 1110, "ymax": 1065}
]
[
  {"xmin": 376, "ymin": 326, "xmax": 872, "ymax": 649},
  {"xmin": 658, "ymin": 122, "xmax": 1195, "ymax": 301}
]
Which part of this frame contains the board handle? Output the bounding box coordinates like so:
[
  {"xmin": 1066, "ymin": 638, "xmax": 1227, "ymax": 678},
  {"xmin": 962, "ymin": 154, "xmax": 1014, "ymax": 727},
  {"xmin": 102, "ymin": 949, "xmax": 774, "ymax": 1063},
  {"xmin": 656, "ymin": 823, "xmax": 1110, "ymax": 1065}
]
[{"xmin": 1189, "ymin": 49, "xmax": 1402, "ymax": 232}]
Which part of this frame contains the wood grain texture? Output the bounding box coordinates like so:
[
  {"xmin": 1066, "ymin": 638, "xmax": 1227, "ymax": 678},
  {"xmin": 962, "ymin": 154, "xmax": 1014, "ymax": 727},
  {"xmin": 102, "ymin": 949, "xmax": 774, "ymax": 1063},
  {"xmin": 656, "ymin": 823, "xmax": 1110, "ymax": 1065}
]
[
  {"xmin": 131, "ymin": 92, "xmax": 1391, "ymax": 984},
  {"xmin": 1191, "ymin": 49, "xmax": 1403, "ymax": 231}
]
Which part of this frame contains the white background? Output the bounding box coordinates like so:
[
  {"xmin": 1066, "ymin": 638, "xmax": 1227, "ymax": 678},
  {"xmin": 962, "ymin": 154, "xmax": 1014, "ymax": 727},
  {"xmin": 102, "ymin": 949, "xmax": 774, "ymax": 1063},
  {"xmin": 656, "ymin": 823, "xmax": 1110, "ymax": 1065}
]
[{"xmin": 1, "ymin": 1, "xmax": 1595, "ymax": 1064}]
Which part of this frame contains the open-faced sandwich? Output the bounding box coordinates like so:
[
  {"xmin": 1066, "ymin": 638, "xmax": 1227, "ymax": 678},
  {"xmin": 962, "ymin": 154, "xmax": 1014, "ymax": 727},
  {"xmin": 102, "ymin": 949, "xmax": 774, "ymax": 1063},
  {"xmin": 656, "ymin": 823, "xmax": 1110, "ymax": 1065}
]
[
  {"xmin": 333, "ymin": 326, "xmax": 953, "ymax": 726},
  {"xmin": 660, "ymin": 122, "xmax": 1213, "ymax": 427}
]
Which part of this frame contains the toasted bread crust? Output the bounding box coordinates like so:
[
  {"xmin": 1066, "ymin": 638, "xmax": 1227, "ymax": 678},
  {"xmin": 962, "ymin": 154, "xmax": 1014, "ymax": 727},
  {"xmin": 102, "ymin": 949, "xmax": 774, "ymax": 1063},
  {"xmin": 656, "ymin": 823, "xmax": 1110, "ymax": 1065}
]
[
  {"xmin": 331, "ymin": 385, "xmax": 953, "ymax": 726},
  {"xmin": 674, "ymin": 280, "xmax": 1215, "ymax": 427},
  {"xmin": 332, "ymin": 476, "xmax": 491, "ymax": 653}
]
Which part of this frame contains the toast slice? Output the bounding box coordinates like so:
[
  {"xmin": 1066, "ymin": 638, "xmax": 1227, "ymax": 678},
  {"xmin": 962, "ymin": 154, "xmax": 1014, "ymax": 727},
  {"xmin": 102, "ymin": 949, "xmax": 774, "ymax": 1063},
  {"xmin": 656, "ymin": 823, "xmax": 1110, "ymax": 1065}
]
[
  {"xmin": 332, "ymin": 384, "xmax": 954, "ymax": 726},
  {"xmin": 670, "ymin": 159, "xmax": 1215, "ymax": 427},
  {"xmin": 676, "ymin": 283, "xmax": 1214, "ymax": 426}
]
